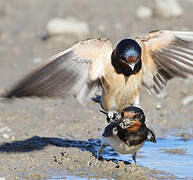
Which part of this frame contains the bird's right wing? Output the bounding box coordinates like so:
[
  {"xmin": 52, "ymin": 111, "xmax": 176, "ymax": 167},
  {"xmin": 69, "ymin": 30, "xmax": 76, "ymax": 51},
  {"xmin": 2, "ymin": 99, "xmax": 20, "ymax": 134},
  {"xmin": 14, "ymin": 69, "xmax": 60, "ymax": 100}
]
[
  {"xmin": 136, "ymin": 30, "xmax": 193, "ymax": 97},
  {"xmin": 4, "ymin": 38, "xmax": 113, "ymax": 105}
]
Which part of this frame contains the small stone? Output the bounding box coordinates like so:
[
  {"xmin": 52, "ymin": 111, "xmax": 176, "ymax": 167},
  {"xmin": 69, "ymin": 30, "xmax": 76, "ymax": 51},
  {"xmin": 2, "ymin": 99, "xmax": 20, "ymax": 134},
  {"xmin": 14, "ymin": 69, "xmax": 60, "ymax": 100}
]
[
  {"xmin": 181, "ymin": 88, "xmax": 189, "ymax": 96},
  {"xmin": 182, "ymin": 95, "xmax": 193, "ymax": 105},
  {"xmin": 136, "ymin": 6, "xmax": 153, "ymax": 19},
  {"xmin": 0, "ymin": 127, "xmax": 11, "ymax": 133},
  {"xmin": 33, "ymin": 58, "xmax": 43, "ymax": 64},
  {"xmin": 155, "ymin": 0, "xmax": 183, "ymax": 18},
  {"xmin": 156, "ymin": 103, "xmax": 162, "ymax": 110},
  {"xmin": 2, "ymin": 133, "xmax": 10, "ymax": 139},
  {"xmin": 160, "ymin": 109, "xmax": 168, "ymax": 117},
  {"xmin": 46, "ymin": 17, "xmax": 90, "ymax": 38},
  {"xmin": 10, "ymin": 136, "xmax": 16, "ymax": 141},
  {"xmin": 180, "ymin": 133, "xmax": 191, "ymax": 141}
]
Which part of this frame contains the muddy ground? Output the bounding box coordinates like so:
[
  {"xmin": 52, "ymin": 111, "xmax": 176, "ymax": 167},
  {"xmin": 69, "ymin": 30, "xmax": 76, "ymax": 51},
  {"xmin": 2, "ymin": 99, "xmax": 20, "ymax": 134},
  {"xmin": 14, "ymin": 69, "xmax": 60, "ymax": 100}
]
[{"xmin": 0, "ymin": 0, "xmax": 193, "ymax": 179}]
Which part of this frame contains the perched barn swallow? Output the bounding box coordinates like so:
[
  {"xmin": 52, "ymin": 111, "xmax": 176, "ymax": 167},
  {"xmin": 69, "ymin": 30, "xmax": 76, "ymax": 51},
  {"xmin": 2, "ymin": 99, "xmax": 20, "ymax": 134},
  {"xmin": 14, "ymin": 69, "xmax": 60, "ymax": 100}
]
[
  {"xmin": 3, "ymin": 30, "xmax": 193, "ymax": 114},
  {"xmin": 98, "ymin": 106, "xmax": 156, "ymax": 163}
]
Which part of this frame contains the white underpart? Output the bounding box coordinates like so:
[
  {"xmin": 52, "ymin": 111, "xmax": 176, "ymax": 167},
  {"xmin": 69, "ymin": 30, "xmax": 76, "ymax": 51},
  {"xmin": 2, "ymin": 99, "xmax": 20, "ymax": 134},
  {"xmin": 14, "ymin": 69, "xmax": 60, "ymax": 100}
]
[
  {"xmin": 134, "ymin": 95, "xmax": 139, "ymax": 106},
  {"xmin": 129, "ymin": 63, "xmax": 135, "ymax": 71},
  {"xmin": 101, "ymin": 135, "xmax": 144, "ymax": 154}
]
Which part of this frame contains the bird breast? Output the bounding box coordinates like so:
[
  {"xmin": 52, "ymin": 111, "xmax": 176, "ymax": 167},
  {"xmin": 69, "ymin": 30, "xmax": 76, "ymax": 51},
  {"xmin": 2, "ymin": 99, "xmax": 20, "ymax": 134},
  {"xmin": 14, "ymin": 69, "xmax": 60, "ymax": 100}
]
[
  {"xmin": 101, "ymin": 70, "xmax": 143, "ymax": 112},
  {"xmin": 101, "ymin": 135, "xmax": 145, "ymax": 154}
]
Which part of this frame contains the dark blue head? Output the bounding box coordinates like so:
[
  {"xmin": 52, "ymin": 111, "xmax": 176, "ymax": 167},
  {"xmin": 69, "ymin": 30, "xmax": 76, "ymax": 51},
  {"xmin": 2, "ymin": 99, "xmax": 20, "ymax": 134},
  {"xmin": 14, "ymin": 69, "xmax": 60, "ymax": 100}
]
[
  {"xmin": 116, "ymin": 39, "xmax": 141, "ymax": 59},
  {"xmin": 112, "ymin": 39, "xmax": 142, "ymax": 76}
]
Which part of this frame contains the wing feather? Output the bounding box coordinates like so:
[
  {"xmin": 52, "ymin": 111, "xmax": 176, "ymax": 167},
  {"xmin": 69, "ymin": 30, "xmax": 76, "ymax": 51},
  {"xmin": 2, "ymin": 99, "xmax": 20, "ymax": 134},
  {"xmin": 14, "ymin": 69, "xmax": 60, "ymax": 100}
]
[
  {"xmin": 137, "ymin": 30, "xmax": 193, "ymax": 96},
  {"xmin": 4, "ymin": 38, "xmax": 113, "ymax": 104}
]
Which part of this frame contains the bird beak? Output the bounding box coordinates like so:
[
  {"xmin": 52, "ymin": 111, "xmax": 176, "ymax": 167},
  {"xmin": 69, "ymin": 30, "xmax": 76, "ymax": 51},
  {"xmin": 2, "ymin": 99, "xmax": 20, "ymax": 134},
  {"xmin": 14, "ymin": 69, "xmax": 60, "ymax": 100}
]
[{"xmin": 119, "ymin": 112, "xmax": 137, "ymax": 129}]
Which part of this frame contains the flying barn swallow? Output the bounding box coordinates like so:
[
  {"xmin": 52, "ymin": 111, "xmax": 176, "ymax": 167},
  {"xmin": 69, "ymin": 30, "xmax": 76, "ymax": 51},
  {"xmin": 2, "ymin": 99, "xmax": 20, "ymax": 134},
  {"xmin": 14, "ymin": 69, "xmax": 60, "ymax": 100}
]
[
  {"xmin": 3, "ymin": 30, "xmax": 193, "ymax": 114},
  {"xmin": 98, "ymin": 106, "xmax": 156, "ymax": 163}
]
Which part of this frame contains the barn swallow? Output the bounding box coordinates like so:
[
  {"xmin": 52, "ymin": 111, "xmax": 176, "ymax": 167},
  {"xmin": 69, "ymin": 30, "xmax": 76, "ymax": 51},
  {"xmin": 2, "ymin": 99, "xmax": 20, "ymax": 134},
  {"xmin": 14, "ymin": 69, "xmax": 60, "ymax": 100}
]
[
  {"xmin": 98, "ymin": 106, "xmax": 156, "ymax": 163},
  {"xmin": 3, "ymin": 30, "xmax": 193, "ymax": 114}
]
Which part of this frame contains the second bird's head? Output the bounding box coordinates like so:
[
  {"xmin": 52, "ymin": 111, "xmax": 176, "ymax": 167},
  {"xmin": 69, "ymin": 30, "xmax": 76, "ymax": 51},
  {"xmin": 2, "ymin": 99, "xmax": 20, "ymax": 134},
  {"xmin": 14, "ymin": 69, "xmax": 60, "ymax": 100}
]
[
  {"xmin": 119, "ymin": 106, "xmax": 145, "ymax": 131},
  {"xmin": 112, "ymin": 39, "xmax": 142, "ymax": 77}
]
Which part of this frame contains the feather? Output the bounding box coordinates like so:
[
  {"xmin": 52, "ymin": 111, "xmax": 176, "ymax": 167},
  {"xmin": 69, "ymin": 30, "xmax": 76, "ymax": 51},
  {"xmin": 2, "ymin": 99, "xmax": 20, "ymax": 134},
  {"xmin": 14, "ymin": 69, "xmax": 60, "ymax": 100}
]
[
  {"xmin": 137, "ymin": 30, "xmax": 193, "ymax": 96},
  {"xmin": 4, "ymin": 38, "xmax": 113, "ymax": 105}
]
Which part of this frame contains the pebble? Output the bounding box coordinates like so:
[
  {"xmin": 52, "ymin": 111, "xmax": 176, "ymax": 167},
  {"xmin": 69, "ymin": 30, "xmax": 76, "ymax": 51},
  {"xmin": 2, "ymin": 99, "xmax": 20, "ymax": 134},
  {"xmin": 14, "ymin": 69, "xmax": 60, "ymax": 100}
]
[
  {"xmin": 10, "ymin": 135, "xmax": 16, "ymax": 141},
  {"xmin": 180, "ymin": 133, "xmax": 191, "ymax": 141},
  {"xmin": 0, "ymin": 127, "xmax": 11, "ymax": 133},
  {"xmin": 156, "ymin": 103, "xmax": 162, "ymax": 110},
  {"xmin": 46, "ymin": 17, "xmax": 90, "ymax": 38},
  {"xmin": 33, "ymin": 58, "xmax": 43, "ymax": 64},
  {"xmin": 180, "ymin": 88, "xmax": 189, "ymax": 96},
  {"xmin": 160, "ymin": 109, "xmax": 168, "ymax": 117},
  {"xmin": 2, "ymin": 133, "xmax": 10, "ymax": 139},
  {"xmin": 136, "ymin": 6, "xmax": 153, "ymax": 19},
  {"xmin": 155, "ymin": 0, "xmax": 183, "ymax": 18},
  {"xmin": 182, "ymin": 95, "xmax": 193, "ymax": 105},
  {"xmin": 0, "ymin": 126, "xmax": 15, "ymax": 140}
]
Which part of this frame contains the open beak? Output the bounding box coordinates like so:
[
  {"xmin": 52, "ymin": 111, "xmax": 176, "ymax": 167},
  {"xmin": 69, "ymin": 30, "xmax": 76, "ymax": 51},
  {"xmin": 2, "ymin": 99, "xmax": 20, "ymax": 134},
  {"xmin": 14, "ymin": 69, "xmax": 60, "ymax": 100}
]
[{"xmin": 119, "ymin": 111, "xmax": 138, "ymax": 129}]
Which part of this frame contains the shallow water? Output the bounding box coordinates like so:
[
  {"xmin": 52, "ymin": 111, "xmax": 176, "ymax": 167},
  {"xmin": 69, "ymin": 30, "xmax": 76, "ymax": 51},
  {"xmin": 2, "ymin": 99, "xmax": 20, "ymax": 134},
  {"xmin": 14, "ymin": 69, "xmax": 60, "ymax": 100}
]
[
  {"xmin": 47, "ymin": 136, "xmax": 193, "ymax": 179},
  {"xmin": 141, "ymin": 137, "xmax": 193, "ymax": 178},
  {"xmin": 102, "ymin": 136, "xmax": 193, "ymax": 178}
]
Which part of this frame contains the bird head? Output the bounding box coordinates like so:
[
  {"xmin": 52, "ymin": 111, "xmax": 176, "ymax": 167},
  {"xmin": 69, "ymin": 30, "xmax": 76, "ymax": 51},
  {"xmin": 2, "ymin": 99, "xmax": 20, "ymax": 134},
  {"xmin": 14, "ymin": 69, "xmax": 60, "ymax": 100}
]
[
  {"xmin": 112, "ymin": 39, "xmax": 142, "ymax": 77},
  {"xmin": 119, "ymin": 106, "xmax": 145, "ymax": 132}
]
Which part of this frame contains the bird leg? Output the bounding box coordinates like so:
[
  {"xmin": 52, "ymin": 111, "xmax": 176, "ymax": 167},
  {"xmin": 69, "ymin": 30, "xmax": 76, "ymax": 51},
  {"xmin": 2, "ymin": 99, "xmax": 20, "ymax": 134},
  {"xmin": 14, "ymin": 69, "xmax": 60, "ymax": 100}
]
[
  {"xmin": 97, "ymin": 144, "xmax": 106, "ymax": 160},
  {"xmin": 99, "ymin": 110, "xmax": 120, "ymax": 123},
  {"xmin": 132, "ymin": 152, "xmax": 137, "ymax": 164},
  {"xmin": 107, "ymin": 111, "xmax": 118, "ymax": 123}
]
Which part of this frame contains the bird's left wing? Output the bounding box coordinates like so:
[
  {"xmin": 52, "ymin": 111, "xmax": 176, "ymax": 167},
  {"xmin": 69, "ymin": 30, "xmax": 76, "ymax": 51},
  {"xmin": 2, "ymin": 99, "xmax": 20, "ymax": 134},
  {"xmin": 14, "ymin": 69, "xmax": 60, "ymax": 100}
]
[
  {"xmin": 102, "ymin": 119, "xmax": 122, "ymax": 137},
  {"xmin": 136, "ymin": 30, "xmax": 193, "ymax": 96},
  {"xmin": 3, "ymin": 38, "xmax": 113, "ymax": 104}
]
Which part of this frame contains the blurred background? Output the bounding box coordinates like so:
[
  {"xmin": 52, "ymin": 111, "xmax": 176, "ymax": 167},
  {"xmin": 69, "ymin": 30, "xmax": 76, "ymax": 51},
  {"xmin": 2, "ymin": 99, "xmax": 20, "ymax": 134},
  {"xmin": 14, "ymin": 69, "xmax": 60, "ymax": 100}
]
[{"xmin": 0, "ymin": 0, "xmax": 193, "ymax": 179}]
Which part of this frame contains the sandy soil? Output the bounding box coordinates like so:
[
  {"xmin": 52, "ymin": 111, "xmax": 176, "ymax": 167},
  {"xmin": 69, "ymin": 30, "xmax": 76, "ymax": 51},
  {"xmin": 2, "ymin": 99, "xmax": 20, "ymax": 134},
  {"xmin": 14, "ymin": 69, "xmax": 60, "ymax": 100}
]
[{"xmin": 0, "ymin": 0, "xmax": 193, "ymax": 179}]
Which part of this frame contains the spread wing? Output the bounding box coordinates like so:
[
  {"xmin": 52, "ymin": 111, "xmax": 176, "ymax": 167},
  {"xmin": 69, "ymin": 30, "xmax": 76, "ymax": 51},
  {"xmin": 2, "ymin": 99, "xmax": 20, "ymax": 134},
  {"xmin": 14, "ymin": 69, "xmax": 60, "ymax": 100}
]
[
  {"xmin": 136, "ymin": 30, "xmax": 193, "ymax": 96},
  {"xmin": 4, "ymin": 38, "xmax": 113, "ymax": 104}
]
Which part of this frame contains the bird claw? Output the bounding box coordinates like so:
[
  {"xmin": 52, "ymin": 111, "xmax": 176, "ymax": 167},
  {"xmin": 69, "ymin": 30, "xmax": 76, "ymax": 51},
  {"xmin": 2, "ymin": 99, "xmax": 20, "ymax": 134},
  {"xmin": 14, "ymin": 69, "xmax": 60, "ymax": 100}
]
[
  {"xmin": 99, "ymin": 109, "xmax": 120, "ymax": 123},
  {"xmin": 107, "ymin": 111, "xmax": 119, "ymax": 123},
  {"xmin": 132, "ymin": 152, "xmax": 137, "ymax": 164}
]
